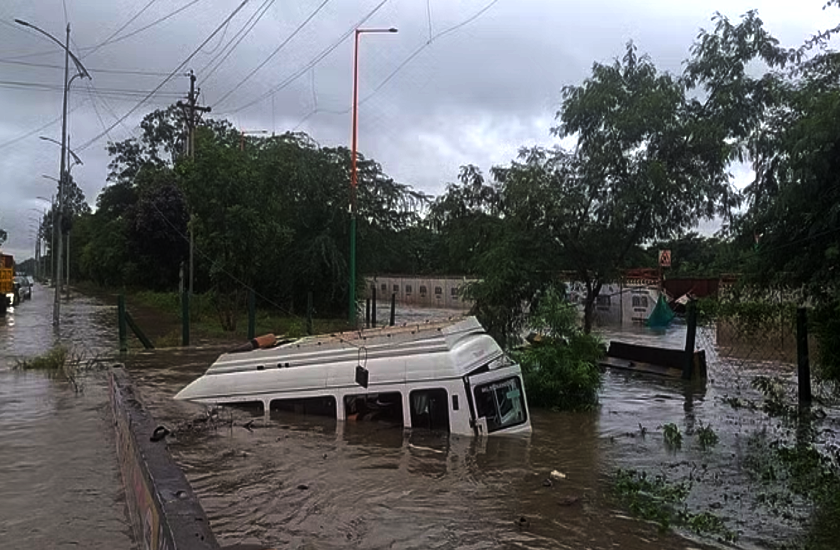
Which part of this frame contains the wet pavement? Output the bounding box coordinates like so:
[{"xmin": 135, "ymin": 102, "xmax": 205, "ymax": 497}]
[{"xmin": 1, "ymin": 289, "xmax": 831, "ymax": 549}]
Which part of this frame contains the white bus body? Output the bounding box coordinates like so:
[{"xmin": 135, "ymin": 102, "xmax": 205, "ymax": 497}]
[{"xmin": 174, "ymin": 317, "xmax": 531, "ymax": 436}]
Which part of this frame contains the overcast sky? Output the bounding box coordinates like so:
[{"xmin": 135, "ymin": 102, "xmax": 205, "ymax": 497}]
[{"xmin": 0, "ymin": 0, "xmax": 831, "ymax": 260}]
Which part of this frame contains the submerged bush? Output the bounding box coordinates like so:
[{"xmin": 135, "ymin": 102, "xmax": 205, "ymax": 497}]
[
  {"xmin": 515, "ymin": 286, "xmax": 605, "ymax": 411},
  {"xmin": 15, "ymin": 346, "xmax": 68, "ymax": 371},
  {"xmin": 14, "ymin": 346, "xmax": 102, "ymax": 392}
]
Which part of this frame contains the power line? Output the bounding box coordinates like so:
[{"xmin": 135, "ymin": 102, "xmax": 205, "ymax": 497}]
[
  {"xmin": 200, "ymin": 18, "xmax": 231, "ymax": 56},
  {"xmin": 87, "ymin": 82, "xmax": 115, "ymax": 142},
  {"xmin": 0, "ymin": 79, "xmax": 184, "ymax": 97},
  {"xmin": 76, "ymin": 0, "xmax": 252, "ymax": 153},
  {"xmin": 0, "ymin": 57, "xmax": 172, "ymax": 76},
  {"xmin": 82, "ymin": 0, "xmax": 204, "ymax": 55},
  {"xmin": 221, "ymin": 0, "xmax": 390, "ymax": 115},
  {"xmin": 0, "ymin": 98, "xmax": 88, "ymax": 151},
  {"xmin": 293, "ymin": 0, "xmax": 502, "ymax": 127},
  {"xmin": 82, "ymin": 0, "xmax": 161, "ymax": 58},
  {"xmin": 213, "ymin": 0, "xmax": 333, "ymax": 109},
  {"xmin": 200, "ymin": 0, "xmax": 276, "ymax": 82}
]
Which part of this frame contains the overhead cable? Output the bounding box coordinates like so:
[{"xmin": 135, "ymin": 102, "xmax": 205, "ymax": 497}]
[
  {"xmin": 213, "ymin": 0, "xmax": 333, "ymax": 108},
  {"xmin": 200, "ymin": 0, "xmax": 276, "ymax": 82},
  {"xmin": 76, "ymin": 0, "xmax": 251, "ymax": 153},
  {"xmin": 222, "ymin": 0, "xmax": 389, "ymax": 115},
  {"xmin": 82, "ymin": 0, "xmax": 161, "ymax": 58},
  {"xmin": 82, "ymin": 0, "xmax": 204, "ymax": 55},
  {"xmin": 0, "ymin": 57, "xmax": 172, "ymax": 76}
]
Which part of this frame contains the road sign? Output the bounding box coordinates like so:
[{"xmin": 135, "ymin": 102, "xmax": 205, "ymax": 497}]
[{"xmin": 659, "ymin": 249, "xmax": 671, "ymax": 267}]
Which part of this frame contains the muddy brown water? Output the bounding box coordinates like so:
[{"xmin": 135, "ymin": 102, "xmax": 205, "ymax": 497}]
[
  {"xmin": 0, "ymin": 286, "xmax": 133, "ymax": 549},
  {"xmin": 1, "ymin": 290, "xmax": 829, "ymax": 549}
]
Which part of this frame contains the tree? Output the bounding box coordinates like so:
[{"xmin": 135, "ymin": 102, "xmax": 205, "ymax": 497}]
[
  {"xmin": 0, "ymin": 227, "xmax": 6, "ymax": 247},
  {"xmin": 489, "ymin": 43, "xmax": 739, "ymax": 332},
  {"xmin": 685, "ymin": 8, "xmax": 840, "ymax": 383}
]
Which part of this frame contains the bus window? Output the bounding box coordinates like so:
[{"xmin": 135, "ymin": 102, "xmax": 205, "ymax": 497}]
[
  {"xmin": 270, "ymin": 396, "xmax": 336, "ymax": 418},
  {"xmin": 409, "ymin": 389, "xmax": 449, "ymax": 432},
  {"xmin": 344, "ymin": 392, "xmax": 403, "ymax": 426}
]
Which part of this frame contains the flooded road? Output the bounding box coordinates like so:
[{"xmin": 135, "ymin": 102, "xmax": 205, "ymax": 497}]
[
  {"xmin": 124, "ymin": 315, "xmax": 751, "ymax": 550},
  {"xmin": 0, "ymin": 286, "xmax": 134, "ymax": 549},
  {"xmin": 2, "ymin": 289, "xmax": 826, "ymax": 549}
]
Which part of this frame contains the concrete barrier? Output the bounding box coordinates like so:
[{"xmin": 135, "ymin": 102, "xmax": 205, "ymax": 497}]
[{"xmin": 109, "ymin": 367, "xmax": 219, "ymax": 550}]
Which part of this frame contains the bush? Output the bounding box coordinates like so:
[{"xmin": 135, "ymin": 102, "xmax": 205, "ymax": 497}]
[{"xmin": 514, "ymin": 285, "xmax": 605, "ymax": 411}]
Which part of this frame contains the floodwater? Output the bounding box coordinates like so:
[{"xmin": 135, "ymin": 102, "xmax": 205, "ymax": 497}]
[
  {"xmin": 0, "ymin": 285, "xmax": 134, "ymax": 549},
  {"xmin": 1, "ymin": 291, "xmax": 830, "ymax": 549}
]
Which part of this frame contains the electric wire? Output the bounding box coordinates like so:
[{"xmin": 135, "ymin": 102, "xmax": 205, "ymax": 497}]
[
  {"xmin": 213, "ymin": 0, "xmax": 333, "ymax": 109},
  {"xmin": 76, "ymin": 0, "xmax": 252, "ymax": 153},
  {"xmin": 0, "ymin": 79, "xmax": 184, "ymax": 98},
  {"xmin": 200, "ymin": 19, "xmax": 231, "ymax": 56},
  {"xmin": 86, "ymin": 82, "xmax": 115, "ymax": 143},
  {"xmin": 82, "ymin": 0, "xmax": 161, "ymax": 58},
  {"xmin": 3, "ymin": 0, "xmax": 202, "ymax": 61},
  {"xmin": 85, "ymin": 83, "xmax": 140, "ymax": 136},
  {"xmin": 81, "ymin": 0, "xmax": 204, "ymax": 55},
  {"xmin": 293, "ymin": 0, "xmax": 502, "ymax": 127},
  {"xmin": 0, "ymin": 58, "xmax": 173, "ymax": 76},
  {"xmin": 426, "ymin": 0, "xmax": 433, "ymax": 43},
  {"xmin": 0, "ymin": 98, "xmax": 88, "ymax": 151},
  {"xmin": 220, "ymin": 0, "xmax": 390, "ymax": 115},
  {"xmin": 200, "ymin": 0, "xmax": 276, "ymax": 83}
]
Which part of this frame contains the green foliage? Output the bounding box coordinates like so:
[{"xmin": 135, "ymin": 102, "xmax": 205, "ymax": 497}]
[
  {"xmin": 695, "ymin": 422, "xmax": 719, "ymax": 450},
  {"xmin": 613, "ymin": 469, "xmax": 736, "ymax": 541},
  {"xmin": 696, "ymin": 297, "xmax": 796, "ymax": 336},
  {"xmin": 71, "ymin": 106, "xmax": 428, "ymax": 328},
  {"xmin": 0, "ymin": 227, "xmax": 6, "ymax": 247},
  {"xmin": 513, "ymin": 286, "xmax": 605, "ymax": 411},
  {"xmin": 646, "ymin": 232, "xmax": 745, "ymax": 278},
  {"xmin": 15, "ymin": 346, "xmax": 68, "ymax": 371},
  {"xmin": 661, "ymin": 422, "xmax": 683, "ymax": 449}
]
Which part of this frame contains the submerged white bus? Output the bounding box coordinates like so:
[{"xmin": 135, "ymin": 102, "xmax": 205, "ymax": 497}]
[{"xmin": 174, "ymin": 317, "xmax": 531, "ymax": 436}]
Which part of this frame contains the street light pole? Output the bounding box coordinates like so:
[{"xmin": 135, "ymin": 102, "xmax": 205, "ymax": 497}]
[
  {"xmin": 16, "ymin": 18, "xmax": 90, "ymax": 326},
  {"xmin": 348, "ymin": 27, "xmax": 397, "ymax": 326}
]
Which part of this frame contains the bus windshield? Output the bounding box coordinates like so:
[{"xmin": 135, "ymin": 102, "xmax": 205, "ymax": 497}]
[{"xmin": 472, "ymin": 376, "xmax": 527, "ymax": 433}]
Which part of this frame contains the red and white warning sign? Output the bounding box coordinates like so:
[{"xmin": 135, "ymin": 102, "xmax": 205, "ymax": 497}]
[{"xmin": 659, "ymin": 249, "xmax": 671, "ymax": 267}]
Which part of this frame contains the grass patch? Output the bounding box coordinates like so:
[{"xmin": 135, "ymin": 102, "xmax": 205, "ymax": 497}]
[
  {"xmin": 613, "ymin": 468, "xmax": 737, "ymax": 542},
  {"xmin": 14, "ymin": 346, "xmax": 103, "ymax": 392},
  {"xmin": 661, "ymin": 422, "xmax": 683, "ymax": 449},
  {"xmin": 127, "ymin": 290, "xmax": 351, "ymax": 344},
  {"xmin": 15, "ymin": 346, "xmax": 69, "ymax": 371},
  {"xmin": 695, "ymin": 422, "xmax": 719, "ymax": 450}
]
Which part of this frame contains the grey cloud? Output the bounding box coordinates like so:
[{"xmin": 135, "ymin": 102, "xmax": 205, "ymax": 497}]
[{"xmin": 0, "ymin": 0, "xmax": 830, "ymax": 259}]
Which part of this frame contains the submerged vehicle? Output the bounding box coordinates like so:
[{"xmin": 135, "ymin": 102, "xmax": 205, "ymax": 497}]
[{"xmin": 175, "ymin": 316, "xmax": 531, "ymax": 436}]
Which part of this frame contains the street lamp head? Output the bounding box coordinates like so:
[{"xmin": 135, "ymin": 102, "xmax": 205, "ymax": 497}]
[
  {"xmin": 388, "ymin": 28, "xmax": 398, "ymax": 32},
  {"xmin": 14, "ymin": 19, "xmax": 30, "ymax": 27}
]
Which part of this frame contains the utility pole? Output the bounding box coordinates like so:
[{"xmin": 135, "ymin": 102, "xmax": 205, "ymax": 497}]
[
  {"xmin": 177, "ymin": 70, "xmax": 210, "ymax": 296},
  {"xmin": 15, "ymin": 18, "xmax": 90, "ymax": 326}
]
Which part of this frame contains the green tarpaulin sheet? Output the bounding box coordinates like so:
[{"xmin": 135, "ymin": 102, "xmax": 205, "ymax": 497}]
[{"xmin": 646, "ymin": 294, "xmax": 675, "ymax": 328}]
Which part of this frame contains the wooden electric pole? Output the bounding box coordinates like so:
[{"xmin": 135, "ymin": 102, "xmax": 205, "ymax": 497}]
[{"xmin": 177, "ymin": 70, "xmax": 210, "ymax": 296}]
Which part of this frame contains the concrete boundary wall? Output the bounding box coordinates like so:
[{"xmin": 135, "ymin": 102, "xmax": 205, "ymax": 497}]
[
  {"xmin": 365, "ymin": 275, "xmax": 477, "ymax": 310},
  {"xmin": 109, "ymin": 367, "xmax": 220, "ymax": 550}
]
